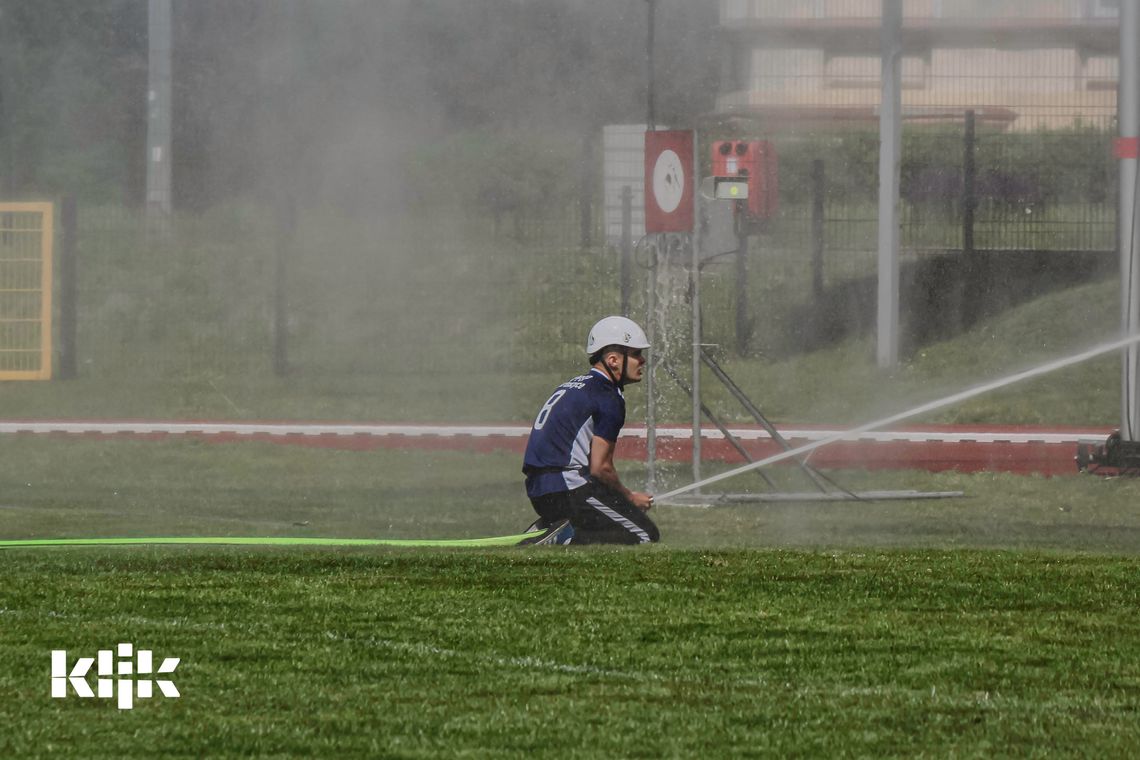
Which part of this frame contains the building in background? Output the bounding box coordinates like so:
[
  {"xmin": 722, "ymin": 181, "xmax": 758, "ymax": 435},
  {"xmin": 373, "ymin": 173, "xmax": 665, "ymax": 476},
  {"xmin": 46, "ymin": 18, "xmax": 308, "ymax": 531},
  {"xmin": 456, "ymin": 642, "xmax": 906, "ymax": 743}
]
[{"xmin": 717, "ymin": 0, "xmax": 1119, "ymax": 130}]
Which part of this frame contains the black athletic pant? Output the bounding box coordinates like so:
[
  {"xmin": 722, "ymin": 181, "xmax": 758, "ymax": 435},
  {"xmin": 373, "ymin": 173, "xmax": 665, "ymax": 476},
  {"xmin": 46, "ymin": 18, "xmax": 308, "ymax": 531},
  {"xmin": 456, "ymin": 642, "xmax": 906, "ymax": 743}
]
[{"xmin": 529, "ymin": 480, "xmax": 659, "ymax": 545}]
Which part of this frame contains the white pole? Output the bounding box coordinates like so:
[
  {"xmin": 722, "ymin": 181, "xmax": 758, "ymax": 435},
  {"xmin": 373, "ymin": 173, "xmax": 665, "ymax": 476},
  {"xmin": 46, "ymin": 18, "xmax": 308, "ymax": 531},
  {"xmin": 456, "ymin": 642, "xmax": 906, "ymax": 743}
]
[
  {"xmin": 877, "ymin": 0, "xmax": 902, "ymax": 368},
  {"xmin": 691, "ymin": 134, "xmax": 702, "ymax": 492},
  {"xmin": 1120, "ymin": 0, "xmax": 1140, "ymax": 441},
  {"xmin": 646, "ymin": 237, "xmax": 658, "ymax": 493}
]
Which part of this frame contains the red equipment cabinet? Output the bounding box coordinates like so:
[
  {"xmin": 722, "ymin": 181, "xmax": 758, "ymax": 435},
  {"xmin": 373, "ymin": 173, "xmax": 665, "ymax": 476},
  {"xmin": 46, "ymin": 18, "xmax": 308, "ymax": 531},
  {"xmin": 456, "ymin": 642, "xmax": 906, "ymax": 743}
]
[{"xmin": 710, "ymin": 140, "xmax": 778, "ymax": 220}]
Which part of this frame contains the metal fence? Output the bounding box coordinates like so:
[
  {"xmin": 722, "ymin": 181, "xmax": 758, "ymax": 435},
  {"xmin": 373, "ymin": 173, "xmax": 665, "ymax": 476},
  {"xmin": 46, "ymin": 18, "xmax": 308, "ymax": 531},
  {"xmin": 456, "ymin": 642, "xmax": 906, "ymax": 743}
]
[
  {"xmin": 72, "ymin": 205, "xmax": 274, "ymax": 380},
  {"xmin": 61, "ymin": 115, "xmax": 1117, "ymax": 389},
  {"xmin": 65, "ymin": 204, "xmax": 626, "ymax": 384}
]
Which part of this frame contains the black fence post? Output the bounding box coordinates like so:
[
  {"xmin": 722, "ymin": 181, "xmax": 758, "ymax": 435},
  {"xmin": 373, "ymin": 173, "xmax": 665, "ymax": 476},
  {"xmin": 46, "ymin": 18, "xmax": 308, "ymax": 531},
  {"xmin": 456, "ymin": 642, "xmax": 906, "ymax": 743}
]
[
  {"xmin": 579, "ymin": 135, "xmax": 594, "ymax": 249},
  {"xmin": 735, "ymin": 230, "xmax": 750, "ymax": 355},
  {"xmin": 962, "ymin": 109, "xmax": 982, "ymax": 327},
  {"xmin": 811, "ymin": 159, "xmax": 825, "ymax": 300},
  {"xmin": 58, "ymin": 195, "xmax": 78, "ymax": 379},
  {"xmin": 620, "ymin": 185, "xmax": 632, "ymax": 316},
  {"xmin": 963, "ymin": 109, "xmax": 976, "ymax": 257},
  {"xmin": 273, "ymin": 197, "xmax": 294, "ymax": 377}
]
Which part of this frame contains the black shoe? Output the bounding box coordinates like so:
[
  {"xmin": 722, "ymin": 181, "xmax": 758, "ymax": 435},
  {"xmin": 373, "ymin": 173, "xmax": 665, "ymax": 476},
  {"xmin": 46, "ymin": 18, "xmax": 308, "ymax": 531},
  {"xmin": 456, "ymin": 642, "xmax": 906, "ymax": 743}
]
[{"xmin": 517, "ymin": 518, "xmax": 574, "ymax": 546}]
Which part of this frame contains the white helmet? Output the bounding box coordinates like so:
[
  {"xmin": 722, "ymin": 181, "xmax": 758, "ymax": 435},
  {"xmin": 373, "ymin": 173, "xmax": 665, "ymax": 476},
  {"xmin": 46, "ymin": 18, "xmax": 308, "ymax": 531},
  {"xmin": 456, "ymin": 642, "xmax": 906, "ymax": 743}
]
[{"xmin": 586, "ymin": 316, "xmax": 650, "ymax": 355}]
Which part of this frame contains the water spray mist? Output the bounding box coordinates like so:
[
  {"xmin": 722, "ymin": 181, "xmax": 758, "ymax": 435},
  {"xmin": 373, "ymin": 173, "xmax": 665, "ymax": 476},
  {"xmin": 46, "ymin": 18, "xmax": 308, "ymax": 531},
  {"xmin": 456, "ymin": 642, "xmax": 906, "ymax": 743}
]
[{"xmin": 659, "ymin": 332, "xmax": 1140, "ymax": 501}]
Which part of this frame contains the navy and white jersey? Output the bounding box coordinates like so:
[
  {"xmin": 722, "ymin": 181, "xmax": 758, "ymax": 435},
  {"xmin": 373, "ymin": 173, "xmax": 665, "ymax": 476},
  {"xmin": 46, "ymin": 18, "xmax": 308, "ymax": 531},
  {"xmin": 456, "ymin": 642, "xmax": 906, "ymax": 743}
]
[{"xmin": 522, "ymin": 368, "xmax": 625, "ymax": 498}]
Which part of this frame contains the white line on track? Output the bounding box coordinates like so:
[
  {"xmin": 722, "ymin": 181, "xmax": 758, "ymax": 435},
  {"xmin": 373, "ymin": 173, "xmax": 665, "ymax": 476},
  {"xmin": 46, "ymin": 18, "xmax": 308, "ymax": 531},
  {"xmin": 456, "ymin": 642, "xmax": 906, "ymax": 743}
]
[
  {"xmin": 8, "ymin": 609, "xmax": 987, "ymax": 699},
  {"xmin": 14, "ymin": 607, "xmax": 764, "ymax": 688},
  {"xmin": 325, "ymin": 631, "xmax": 768, "ymax": 688},
  {"xmin": 0, "ymin": 420, "xmax": 1109, "ymax": 445},
  {"xmin": 19, "ymin": 609, "xmax": 680, "ymax": 684},
  {"xmin": 0, "ymin": 421, "xmax": 526, "ymax": 437}
]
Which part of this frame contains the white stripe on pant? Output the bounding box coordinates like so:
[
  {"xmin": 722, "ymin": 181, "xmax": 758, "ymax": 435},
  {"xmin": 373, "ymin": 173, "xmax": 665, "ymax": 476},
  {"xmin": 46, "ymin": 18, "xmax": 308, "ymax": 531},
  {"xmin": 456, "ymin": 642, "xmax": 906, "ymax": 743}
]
[{"xmin": 586, "ymin": 497, "xmax": 653, "ymax": 543}]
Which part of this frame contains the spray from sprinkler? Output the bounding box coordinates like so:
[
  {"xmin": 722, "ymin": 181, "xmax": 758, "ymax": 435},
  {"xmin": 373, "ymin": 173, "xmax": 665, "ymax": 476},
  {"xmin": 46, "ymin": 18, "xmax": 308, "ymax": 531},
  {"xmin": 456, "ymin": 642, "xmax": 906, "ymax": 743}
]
[{"xmin": 659, "ymin": 332, "xmax": 1140, "ymax": 501}]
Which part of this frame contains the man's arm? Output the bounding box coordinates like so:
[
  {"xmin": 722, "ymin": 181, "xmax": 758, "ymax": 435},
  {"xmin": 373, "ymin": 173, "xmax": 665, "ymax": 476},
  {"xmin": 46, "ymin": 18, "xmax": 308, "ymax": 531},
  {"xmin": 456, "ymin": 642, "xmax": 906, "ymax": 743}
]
[{"xmin": 589, "ymin": 435, "xmax": 654, "ymax": 511}]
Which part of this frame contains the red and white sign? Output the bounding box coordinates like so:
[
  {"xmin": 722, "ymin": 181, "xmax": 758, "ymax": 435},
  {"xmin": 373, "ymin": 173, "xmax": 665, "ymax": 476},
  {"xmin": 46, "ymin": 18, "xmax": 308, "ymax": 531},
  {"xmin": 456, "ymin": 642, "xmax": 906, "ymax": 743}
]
[{"xmin": 644, "ymin": 130, "xmax": 694, "ymax": 233}]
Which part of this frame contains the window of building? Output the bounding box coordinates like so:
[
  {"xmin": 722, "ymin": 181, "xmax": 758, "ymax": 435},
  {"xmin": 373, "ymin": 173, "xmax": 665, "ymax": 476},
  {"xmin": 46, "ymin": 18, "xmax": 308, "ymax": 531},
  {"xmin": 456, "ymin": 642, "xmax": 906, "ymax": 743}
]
[
  {"xmin": 1082, "ymin": 54, "xmax": 1117, "ymax": 91},
  {"xmin": 825, "ymin": 55, "xmax": 929, "ymax": 89}
]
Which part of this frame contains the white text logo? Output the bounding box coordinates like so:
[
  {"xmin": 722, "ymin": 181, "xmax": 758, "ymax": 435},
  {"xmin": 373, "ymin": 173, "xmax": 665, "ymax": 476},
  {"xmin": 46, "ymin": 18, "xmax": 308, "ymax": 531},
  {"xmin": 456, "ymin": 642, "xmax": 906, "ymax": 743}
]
[{"xmin": 51, "ymin": 643, "xmax": 180, "ymax": 710}]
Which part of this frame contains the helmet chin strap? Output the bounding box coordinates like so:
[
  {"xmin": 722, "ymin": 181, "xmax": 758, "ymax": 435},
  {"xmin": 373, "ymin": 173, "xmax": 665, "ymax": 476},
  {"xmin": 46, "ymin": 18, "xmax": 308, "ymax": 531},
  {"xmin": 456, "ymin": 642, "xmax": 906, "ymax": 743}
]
[{"xmin": 601, "ymin": 351, "xmax": 628, "ymax": 389}]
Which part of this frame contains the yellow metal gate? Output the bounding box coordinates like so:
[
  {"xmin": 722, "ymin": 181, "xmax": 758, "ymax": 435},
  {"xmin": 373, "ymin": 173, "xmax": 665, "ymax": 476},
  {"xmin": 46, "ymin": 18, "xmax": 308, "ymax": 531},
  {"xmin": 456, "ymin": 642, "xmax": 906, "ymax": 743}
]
[{"xmin": 0, "ymin": 203, "xmax": 53, "ymax": 380}]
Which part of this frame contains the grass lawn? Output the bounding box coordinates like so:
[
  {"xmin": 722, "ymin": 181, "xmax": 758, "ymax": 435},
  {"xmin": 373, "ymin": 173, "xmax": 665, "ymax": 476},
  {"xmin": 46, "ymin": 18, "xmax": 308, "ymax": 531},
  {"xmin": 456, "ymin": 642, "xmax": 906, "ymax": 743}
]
[
  {"xmin": 2, "ymin": 549, "xmax": 1138, "ymax": 757},
  {"xmin": 1, "ymin": 438, "xmax": 1139, "ymax": 756}
]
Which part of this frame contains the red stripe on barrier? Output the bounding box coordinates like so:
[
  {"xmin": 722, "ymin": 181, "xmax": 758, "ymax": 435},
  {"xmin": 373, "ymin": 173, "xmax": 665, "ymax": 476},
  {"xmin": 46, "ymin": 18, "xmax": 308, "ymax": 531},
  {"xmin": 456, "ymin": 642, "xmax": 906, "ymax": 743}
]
[
  {"xmin": 4, "ymin": 421, "xmax": 1110, "ymax": 477},
  {"xmin": 1116, "ymin": 137, "xmax": 1139, "ymax": 159}
]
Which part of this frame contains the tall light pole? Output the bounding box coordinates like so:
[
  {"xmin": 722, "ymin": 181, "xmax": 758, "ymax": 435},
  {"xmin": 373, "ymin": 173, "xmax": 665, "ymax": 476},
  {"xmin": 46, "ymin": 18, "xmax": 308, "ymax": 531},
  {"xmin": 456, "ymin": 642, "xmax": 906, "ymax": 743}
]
[
  {"xmin": 877, "ymin": 0, "xmax": 902, "ymax": 368},
  {"xmin": 1120, "ymin": 0, "xmax": 1140, "ymax": 440},
  {"xmin": 146, "ymin": 0, "xmax": 172, "ymax": 216},
  {"xmin": 643, "ymin": 0, "xmax": 658, "ymax": 491}
]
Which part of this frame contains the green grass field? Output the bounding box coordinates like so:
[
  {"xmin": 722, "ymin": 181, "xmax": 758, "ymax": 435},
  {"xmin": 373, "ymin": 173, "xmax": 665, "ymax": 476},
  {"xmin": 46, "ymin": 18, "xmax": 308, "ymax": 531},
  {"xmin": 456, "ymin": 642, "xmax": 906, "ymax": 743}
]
[
  {"xmin": 3, "ymin": 214, "xmax": 1138, "ymax": 754},
  {"xmin": 2, "ymin": 438, "xmax": 1140, "ymax": 756},
  {"xmin": 3, "ymin": 549, "xmax": 1139, "ymax": 757}
]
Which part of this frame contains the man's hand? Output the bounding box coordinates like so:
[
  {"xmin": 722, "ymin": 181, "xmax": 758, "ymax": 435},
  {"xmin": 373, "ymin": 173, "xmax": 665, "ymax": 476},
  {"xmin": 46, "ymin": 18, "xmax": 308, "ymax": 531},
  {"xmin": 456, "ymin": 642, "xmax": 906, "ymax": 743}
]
[
  {"xmin": 630, "ymin": 491, "xmax": 654, "ymax": 511},
  {"xmin": 591, "ymin": 436, "xmax": 654, "ymax": 511}
]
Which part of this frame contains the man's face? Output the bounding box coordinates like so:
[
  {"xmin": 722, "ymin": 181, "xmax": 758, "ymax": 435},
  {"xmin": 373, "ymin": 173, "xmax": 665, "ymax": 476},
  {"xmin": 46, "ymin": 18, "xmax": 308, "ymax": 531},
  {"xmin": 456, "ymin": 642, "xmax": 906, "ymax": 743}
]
[{"xmin": 618, "ymin": 348, "xmax": 647, "ymax": 384}]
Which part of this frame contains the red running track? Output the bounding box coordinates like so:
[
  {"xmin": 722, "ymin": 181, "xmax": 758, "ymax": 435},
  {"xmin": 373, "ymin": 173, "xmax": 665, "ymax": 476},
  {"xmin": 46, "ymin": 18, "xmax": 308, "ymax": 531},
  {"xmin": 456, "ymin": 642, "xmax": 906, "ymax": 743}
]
[{"xmin": 0, "ymin": 420, "xmax": 1115, "ymax": 476}]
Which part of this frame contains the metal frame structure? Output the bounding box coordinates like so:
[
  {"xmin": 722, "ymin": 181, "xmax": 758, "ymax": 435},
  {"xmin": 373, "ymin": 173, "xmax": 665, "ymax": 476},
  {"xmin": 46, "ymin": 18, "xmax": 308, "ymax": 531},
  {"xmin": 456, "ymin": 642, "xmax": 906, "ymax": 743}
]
[
  {"xmin": 0, "ymin": 202, "xmax": 54, "ymax": 381},
  {"xmin": 639, "ymin": 5, "xmax": 955, "ymax": 503},
  {"xmin": 640, "ymin": 182, "xmax": 962, "ymax": 505}
]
